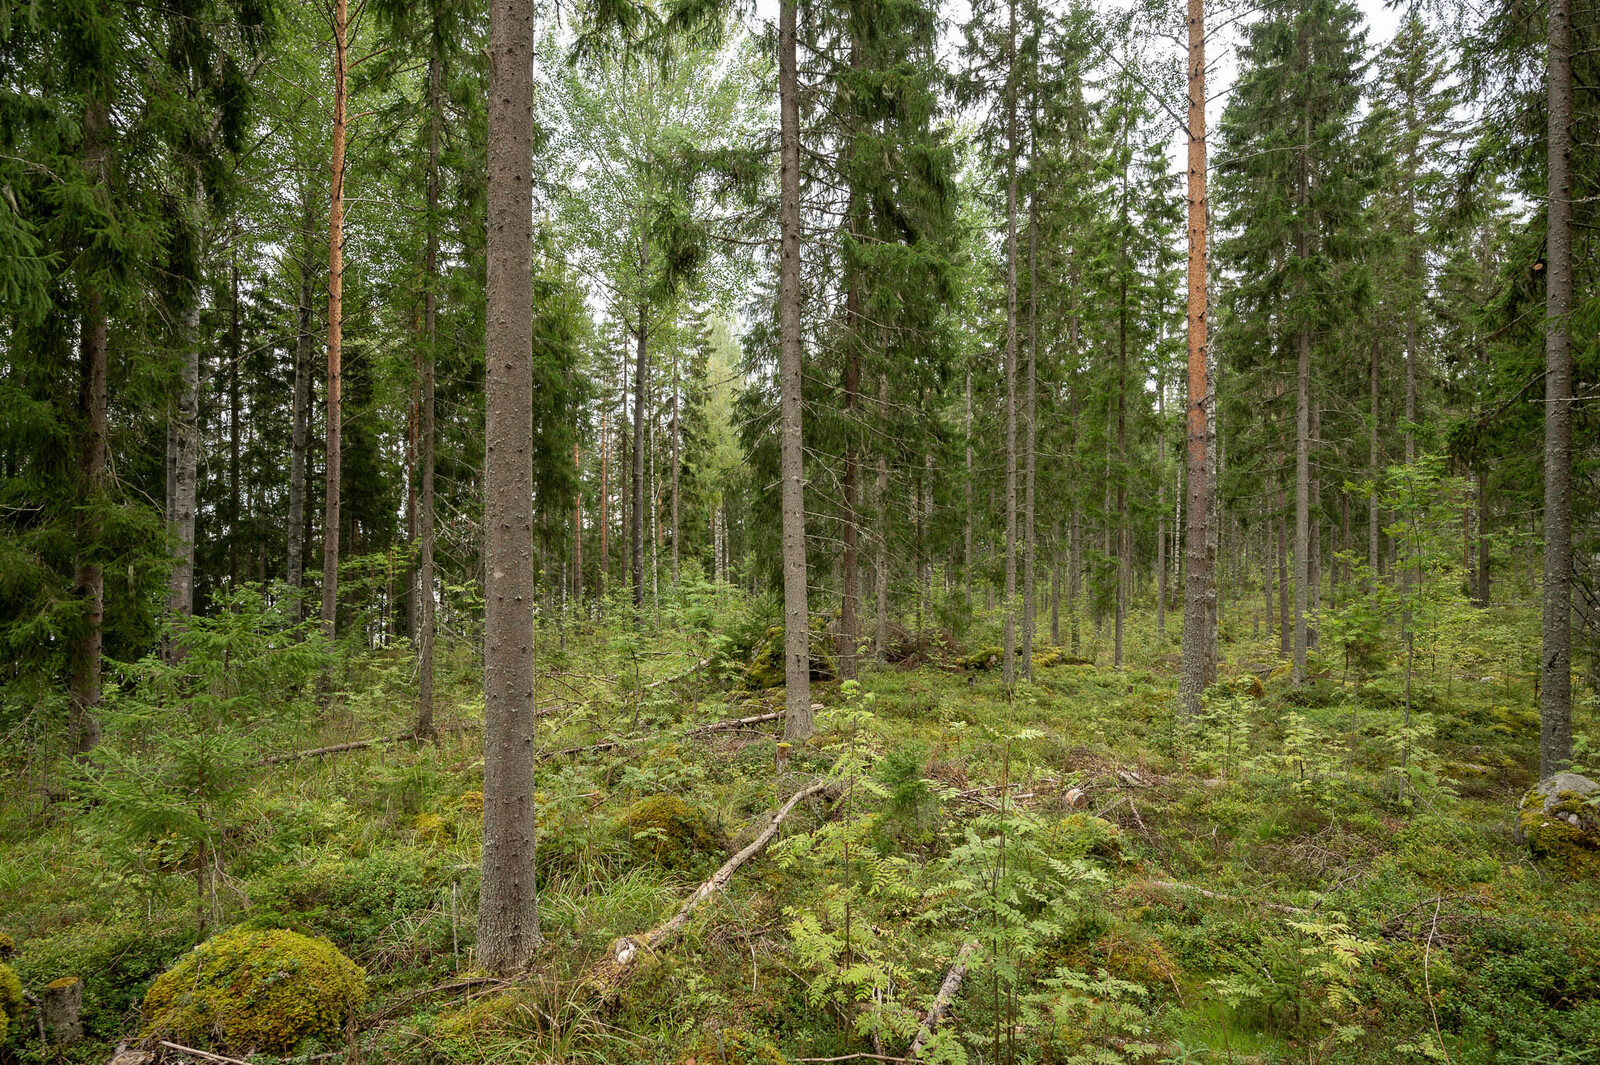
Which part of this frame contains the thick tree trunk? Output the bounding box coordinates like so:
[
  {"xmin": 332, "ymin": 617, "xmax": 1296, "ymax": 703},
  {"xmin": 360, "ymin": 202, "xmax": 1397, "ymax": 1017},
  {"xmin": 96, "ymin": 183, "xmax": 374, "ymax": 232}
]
[
  {"xmin": 479, "ymin": 0, "xmax": 542, "ymax": 971},
  {"xmin": 416, "ymin": 45, "xmax": 442, "ymax": 739},
  {"xmin": 1540, "ymin": 0, "xmax": 1574, "ymax": 776},
  {"xmin": 320, "ymin": 0, "xmax": 348, "ymax": 642},
  {"xmin": 777, "ymin": 0, "xmax": 812, "ymax": 741},
  {"xmin": 1001, "ymin": 0, "xmax": 1019, "ymax": 687},
  {"xmin": 1178, "ymin": 0, "xmax": 1211, "ymax": 714}
]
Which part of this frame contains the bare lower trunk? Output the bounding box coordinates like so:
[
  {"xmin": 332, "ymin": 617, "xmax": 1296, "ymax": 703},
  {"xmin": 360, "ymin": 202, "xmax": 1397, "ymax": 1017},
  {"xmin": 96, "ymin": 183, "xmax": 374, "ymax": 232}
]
[
  {"xmin": 1540, "ymin": 0, "xmax": 1574, "ymax": 776},
  {"xmin": 1369, "ymin": 337, "xmax": 1379, "ymax": 580},
  {"xmin": 632, "ymin": 303, "xmax": 647, "ymax": 610},
  {"xmin": 416, "ymin": 44, "xmax": 442, "ymax": 739},
  {"xmin": 1178, "ymin": 0, "xmax": 1211, "ymax": 715},
  {"xmin": 1293, "ymin": 329, "xmax": 1310, "ymax": 685},
  {"xmin": 1001, "ymin": 0, "xmax": 1019, "ymax": 687},
  {"xmin": 479, "ymin": 0, "xmax": 542, "ymax": 971},
  {"xmin": 169, "ymin": 180, "xmax": 202, "ymax": 633},
  {"xmin": 320, "ymin": 0, "xmax": 348, "ymax": 642},
  {"xmin": 288, "ymin": 208, "xmax": 314, "ymax": 619},
  {"xmin": 71, "ymin": 101, "xmax": 110, "ymax": 755},
  {"xmin": 1156, "ymin": 362, "xmax": 1167, "ymax": 643},
  {"xmin": 1023, "ymin": 166, "xmax": 1038, "ymax": 680},
  {"xmin": 777, "ymin": 0, "xmax": 812, "ymax": 742}
]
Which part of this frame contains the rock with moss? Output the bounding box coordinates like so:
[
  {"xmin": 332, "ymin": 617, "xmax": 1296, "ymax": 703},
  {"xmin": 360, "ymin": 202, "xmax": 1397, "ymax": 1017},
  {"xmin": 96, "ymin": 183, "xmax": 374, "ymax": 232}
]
[
  {"xmin": 679, "ymin": 1026, "xmax": 788, "ymax": 1065},
  {"xmin": 617, "ymin": 795, "xmax": 724, "ymax": 869},
  {"xmin": 1515, "ymin": 772, "xmax": 1599, "ymax": 876},
  {"xmin": 0, "ymin": 961, "xmax": 22, "ymax": 1043},
  {"xmin": 142, "ymin": 927, "xmax": 366, "ymax": 1054},
  {"xmin": 743, "ymin": 621, "xmax": 836, "ymax": 689},
  {"xmin": 956, "ymin": 645, "xmax": 1004, "ymax": 671}
]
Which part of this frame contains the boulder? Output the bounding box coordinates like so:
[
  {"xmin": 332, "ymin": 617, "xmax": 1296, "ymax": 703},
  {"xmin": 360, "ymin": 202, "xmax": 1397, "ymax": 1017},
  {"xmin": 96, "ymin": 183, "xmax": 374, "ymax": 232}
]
[{"xmin": 1515, "ymin": 772, "xmax": 1599, "ymax": 876}]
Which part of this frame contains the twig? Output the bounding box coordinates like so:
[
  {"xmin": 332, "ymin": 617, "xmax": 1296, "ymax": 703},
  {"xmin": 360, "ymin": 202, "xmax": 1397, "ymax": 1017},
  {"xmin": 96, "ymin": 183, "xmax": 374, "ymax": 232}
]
[
  {"xmin": 907, "ymin": 941, "xmax": 979, "ymax": 1060},
  {"xmin": 794, "ymin": 1056, "xmax": 915, "ymax": 1063},
  {"xmin": 1424, "ymin": 897, "xmax": 1452, "ymax": 1064},
  {"xmin": 1143, "ymin": 880, "xmax": 1307, "ymax": 915},
  {"xmin": 367, "ymin": 977, "xmax": 507, "ymax": 1022},
  {"xmin": 255, "ymin": 721, "xmax": 484, "ymax": 766}
]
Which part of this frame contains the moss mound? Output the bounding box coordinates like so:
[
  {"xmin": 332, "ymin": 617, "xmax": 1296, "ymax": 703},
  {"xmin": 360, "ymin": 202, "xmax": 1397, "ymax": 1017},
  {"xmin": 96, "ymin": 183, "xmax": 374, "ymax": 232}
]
[
  {"xmin": 744, "ymin": 622, "xmax": 835, "ymax": 688},
  {"xmin": 956, "ymin": 645, "xmax": 1004, "ymax": 670},
  {"xmin": 680, "ymin": 1027, "xmax": 788, "ymax": 1065},
  {"xmin": 1517, "ymin": 774, "xmax": 1600, "ymax": 877},
  {"xmin": 0, "ymin": 962, "xmax": 22, "ymax": 1043},
  {"xmin": 142, "ymin": 927, "xmax": 366, "ymax": 1054},
  {"xmin": 618, "ymin": 795, "xmax": 724, "ymax": 869}
]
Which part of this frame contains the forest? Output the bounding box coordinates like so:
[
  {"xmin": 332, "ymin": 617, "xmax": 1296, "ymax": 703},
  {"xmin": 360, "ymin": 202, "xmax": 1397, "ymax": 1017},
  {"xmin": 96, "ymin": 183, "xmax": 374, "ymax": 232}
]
[{"xmin": 0, "ymin": 0, "xmax": 1597, "ymax": 1060}]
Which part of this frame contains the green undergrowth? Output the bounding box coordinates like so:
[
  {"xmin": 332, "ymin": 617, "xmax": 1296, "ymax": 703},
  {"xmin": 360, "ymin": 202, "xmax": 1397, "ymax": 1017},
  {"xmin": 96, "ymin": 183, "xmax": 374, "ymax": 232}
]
[{"xmin": 0, "ymin": 582, "xmax": 1596, "ymax": 1064}]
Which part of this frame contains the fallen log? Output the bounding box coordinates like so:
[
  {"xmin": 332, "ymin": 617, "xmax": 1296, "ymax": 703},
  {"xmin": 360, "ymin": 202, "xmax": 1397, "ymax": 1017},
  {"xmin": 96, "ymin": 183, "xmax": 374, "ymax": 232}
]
[
  {"xmin": 585, "ymin": 778, "xmax": 839, "ymax": 998},
  {"xmin": 907, "ymin": 940, "xmax": 979, "ymax": 1060}
]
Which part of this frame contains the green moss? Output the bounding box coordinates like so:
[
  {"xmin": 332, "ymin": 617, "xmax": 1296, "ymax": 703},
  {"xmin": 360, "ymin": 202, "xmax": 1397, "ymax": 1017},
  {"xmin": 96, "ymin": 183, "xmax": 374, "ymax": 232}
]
[
  {"xmin": 1046, "ymin": 814, "xmax": 1121, "ymax": 860},
  {"xmin": 743, "ymin": 621, "xmax": 836, "ymax": 688},
  {"xmin": 0, "ymin": 931, "xmax": 14, "ymax": 958},
  {"xmin": 618, "ymin": 795, "xmax": 723, "ymax": 869},
  {"xmin": 142, "ymin": 927, "xmax": 366, "ymax": 1054},
  {"xmin": 679, "ymin": 1027, "xmax": 788, "ymax": 1065},
  {"xmin": 1519, "ymin": 788, "xmax": 1600, "ymax": 877},
  {"xmin": 0, "ymin": 961, "xmax": 21, "ymax": 1043},
  {"xmin": 956, "ymin": 645, "xmax": 1004, "ymax": 670}
]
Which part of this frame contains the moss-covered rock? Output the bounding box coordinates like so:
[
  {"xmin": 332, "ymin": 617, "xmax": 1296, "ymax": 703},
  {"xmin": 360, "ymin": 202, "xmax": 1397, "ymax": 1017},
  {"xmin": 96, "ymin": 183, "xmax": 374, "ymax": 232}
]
[
  {"xmin": 956, "ymin": 645, "xmax": 1004, "ymax": 670},
  {"xmin": 618, "ymin": 795, "xmax": 724, "ymax": 869},
  {"xmin": 743, "ymin": 621, "xmax": 835, "ymax": 688},
  {"xmin": 0, "ymin": 961, "xmax": 22, "ymax": 1043},
  {"xmin": 679, "ymin": 1027, "xmax": 788, "ymax": 1065},
  {"xmin": 1046, "ymin": 813, "xmax": 1121, "ymax": 860},
  {"xmin": 1516, "ymin": 772, "xmax": 1600, "ymax": 876},
  {"xmin": 142, "ymin": 927, "xmax": 366, "ymax": 1054}
]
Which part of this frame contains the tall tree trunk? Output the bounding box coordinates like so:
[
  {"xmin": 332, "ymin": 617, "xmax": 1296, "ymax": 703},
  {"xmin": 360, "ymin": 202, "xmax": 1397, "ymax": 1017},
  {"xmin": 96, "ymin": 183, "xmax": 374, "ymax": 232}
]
[
  {"xmin": 287, "ymin": 198, "xmax": 314, "ymax": 622},
  {"xmin": 1369, "ymin": 336, "xmax": 1380, "ymax": 579},
  {"xmin": 1156, "ymin": 359, "xmax": 1167, "ymax": 643},
  {"xmin": 777, "ymin": 0, "xmax": 812, "ymax": 742},
  {"xmin": 169, "ymin": 180, "xmax": 203, "ymax": 632},
  {"xmin": 633, "ymin": 302, "xmax": 647, "ymax": 610},
  {"xmin": 1001, "ymin": 0, "xmax": 1019, "ymax": 687},
  {"xmin": 840, "ymin": 344, "xmax": 860, "ymax": 680},
  {"xmin": 1277, "ymin": 484, "xmax": 1290, "ymax": 657},
  {"xmin": 600, "ymin": 409, "xmax": 609, "ymax": 590},
  {"xmin": 416, "ymin": 43, "xmax": 442, "ymax": 738},
  {"xmin": 1292, "ymin": 94, "xmax": 1311, "ymax": 686},
  {"xmin": 1178, "ymin": 0, "xmax": 1212, "ymax": 715},
  {"xmin": 479, "ymin": 0, "xmax": 541, "ymax": 972},
  {"xmin": 671, "ymin": 350, "xmax": 680, "ymax": 585},
  {"xmin": 876, "ymin": 375, "xmax": 890, "ymax": 662},
  {"xmin": 573, "ymin": 442, "xmax": 584, "ymax": 604},
  {"xmin": 1023, "ymin": 151, "xmax": 1038, "ymax": 681},
  {"xmin": 1540, "ymin": 0, "xmax": 1574, "ymax": 776},
  {"xmin": 1115, "ymin": 228, "xmax": 1128, "ymax": 670},
  {"xmin": 69, "ymin": 96, "xmax": 111, "ymax": 757},
  {"xmin": 320, "ymin": 0, "xmax": 348, "ymax": 642},
  {"xmin": 228, "ymin": 253, "xmax": 241, "ymax": 590},
  {"xmin": 964, "ymin": 370, "xmax": 973, "ymax": 607}
]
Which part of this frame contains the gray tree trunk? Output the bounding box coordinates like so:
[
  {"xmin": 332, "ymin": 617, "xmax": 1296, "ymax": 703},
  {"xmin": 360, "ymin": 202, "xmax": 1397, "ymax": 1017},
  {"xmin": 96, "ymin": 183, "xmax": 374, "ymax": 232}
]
[
  {"xmin": 416, "ymin": 44, "xmax": 442, "ymax": 738},
  {"xmin": 478, "ymin": 0, "xmax": 542, "ymax": 971},
  {"xmin": 1540, "ymin": 0, "xmax": 1574, "ymax": 776},
  {"xmin": 778, "ymin": 0, "xmax": 812, "ymax": 741},
  {"xmin": 1001, "ymin": 0, "xmax": 1019, "ymax": 687},
  {"xmin": 320, "ymin": 0, "xmax": 348, "ymax": 642}
]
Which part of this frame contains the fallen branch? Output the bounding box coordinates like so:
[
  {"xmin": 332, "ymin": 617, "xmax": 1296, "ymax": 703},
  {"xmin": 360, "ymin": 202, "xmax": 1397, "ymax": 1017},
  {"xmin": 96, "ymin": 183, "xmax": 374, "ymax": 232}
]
[
  {"xmin": 156, "ymin": 1041, "xmax": 253, "ymax": 1065},
  {"xmin": 585, "ymin": 778, "xmax": 839, "ymax": 997},
  {"xmin": 539, "ymin": 711, "xmax": 785, "ymax": 763},
  {"xmin": 1143, "ymin": 880, "xmax": 1307, "ymax": 915},
  {"xmin": 907, "ymin": 940, "xmax": 979, "ymax": 1060},
  {"xmin": 643, "ymin": 657, "xmax": 710, "ymax": 690},
  {"xmin": 795, "ymin": 1056, "xmax": 915, "ymax": 1063},
  {"xmin": 368, "ymin": 976, "xmax": 508, "ymax": 1022},
  {"xmin": 256, "ymin": 721, "xmax": 485, "ymax": 766}
]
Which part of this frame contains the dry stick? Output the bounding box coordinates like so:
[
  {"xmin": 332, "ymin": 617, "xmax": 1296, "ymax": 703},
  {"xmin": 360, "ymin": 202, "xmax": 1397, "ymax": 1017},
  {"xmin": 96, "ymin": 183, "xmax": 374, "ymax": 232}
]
[
  {"xmin": 1423, "ymin": 896, "xmax": 1452, "ymax": 1063},
  {"xmin": 156, "ymin": 1041, "xmax": 253, "ymax": 1065},
  {"xmin": 368, "ymin": 977, "xmax": 507, "ymax": 1022},
  {"xmin": 539, "ymin": 711, "xmax": 785, "ymax": 763},
  {"xmin": 586, "ymin": 778, "xmax": 838, "ymax": 994},
  {"xmin": 642, "ymin": 656, "xmax": 709, "ymax": 690},
  {"xmin": 794, "ymin": 1056, "xmax": 915, "ymax": 1064},
  {"xmin": 907, "ymin": 940, "xmax": 979, "ymax": 1060},
  {"xmin": 256, "ymin": 720, "xmax": 492, "ymax": 766},
  {"xmin": 1144, "ymin": 880, "xmax": 1307, "ymax": 915}
]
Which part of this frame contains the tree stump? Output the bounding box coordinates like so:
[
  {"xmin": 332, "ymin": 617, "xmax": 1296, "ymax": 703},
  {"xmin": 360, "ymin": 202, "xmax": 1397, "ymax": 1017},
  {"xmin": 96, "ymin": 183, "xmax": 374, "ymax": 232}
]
[{"xmin": 43, "ymin": 976, "xmax": 83, "ymax": 1045}]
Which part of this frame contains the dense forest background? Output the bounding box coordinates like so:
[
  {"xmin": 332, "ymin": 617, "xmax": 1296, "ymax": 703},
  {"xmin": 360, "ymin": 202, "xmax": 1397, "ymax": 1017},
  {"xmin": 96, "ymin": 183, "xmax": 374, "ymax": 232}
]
[{"xmin": 0, "ymin": 0, "xmax": 1597, "ymax": 1060}]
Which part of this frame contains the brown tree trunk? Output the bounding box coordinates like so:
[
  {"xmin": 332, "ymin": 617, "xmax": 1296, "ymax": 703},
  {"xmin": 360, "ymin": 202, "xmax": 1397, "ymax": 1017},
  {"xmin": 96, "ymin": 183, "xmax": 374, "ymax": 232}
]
[
  {"xmin": 478, "ymin": 0, "xmax": 542, "ymax": 971},
  {"xmin": 416, "ymin": 43, "xmax": 442, "ymax": 738},
  {"xmin": 1178, "ymin": 0, "xmax": 1212, "ymax": 714},
  {"xmin": 633, "ymin": 302, "xmax": 647, "ymax": 610},
  {"xmin": 1541, "ymin": 0, "xmax": 1574, "ymax": 776},
  {"xmin": 320, "ymin": 0, "xmax": 348, "ymax": 642},
  {"xmin": 778, "ymin": 0, "xmax": 812, "ymax": 741},
  {"xmin": 287, "ymin": 197, "xmax": 314, "ymax": 622},
  {"xmin": 70, "ymin": 98, "xmax": 110, "ymax": 756}
]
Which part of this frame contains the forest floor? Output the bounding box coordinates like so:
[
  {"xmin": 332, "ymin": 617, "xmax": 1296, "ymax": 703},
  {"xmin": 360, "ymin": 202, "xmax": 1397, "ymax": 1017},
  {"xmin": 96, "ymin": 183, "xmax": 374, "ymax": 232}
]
[{"xmin": 2, "ymin": 585, "xmax": 1597, "ymax": 1065}]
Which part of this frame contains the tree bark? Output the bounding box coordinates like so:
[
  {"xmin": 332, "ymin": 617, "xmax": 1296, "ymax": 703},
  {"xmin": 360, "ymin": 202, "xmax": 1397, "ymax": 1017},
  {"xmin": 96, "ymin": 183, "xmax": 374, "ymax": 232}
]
[
  {"xmin": 169, "ymin": 180, "xmax": 203, "ymax": 632},
  {"xmin": 479, "ymin": 0, "xmax": 542, "ymax": 971},
  {"xmin": 633, "ymin": 301, "xmax": 648, "ymax": 610},
  {"xmin": 1001, "ymin": 0, "xmax": 1019, "ymax": 687},
  {"xmin": 1178, "ymin": 0, "xmax": 1211, "ymax": 715},
  {"xmin": 70, "ymin": 96, "xmax": 111, "ymax": 756},
  {"xmin": 416, "ymin": 42, "xmax": 442, "ymax": 739},
  {"xmin": 777, "ymin": 0, "xmax": 812, "ymax": 742},
  {"xmin": 1369, "ymin": 335, "xmax": 1380, "ymax": 580},
  {"xmin": 1023, "ymin": 138, "xmax": 1038, "ymax": 681},
  {"xmin": 1156, "ymin": 357, "xmax": 1167, "ymax": 643},
  {"xmin": 1540, "ymin": 0, "xmax": 1574, "ymax": 777},
  {"xmin": 319, "ymin": 0, "xmax": 348, "ymax": 642}
]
